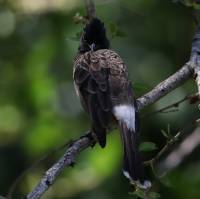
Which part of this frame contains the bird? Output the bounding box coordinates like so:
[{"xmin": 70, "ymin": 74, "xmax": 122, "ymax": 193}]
[{"xmin": 73, "ymin": 17, "xmax": 151, "ymax": 189}]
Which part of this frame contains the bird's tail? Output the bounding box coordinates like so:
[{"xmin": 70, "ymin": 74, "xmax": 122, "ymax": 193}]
[{"xmin": 114, "ymin": 104, "xmax": 151, "ymax": 189}]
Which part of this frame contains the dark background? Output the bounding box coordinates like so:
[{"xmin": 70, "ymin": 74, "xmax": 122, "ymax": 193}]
[{"xmin": 0, "ymin": 0, "xmax": 199, "ymax": 198}]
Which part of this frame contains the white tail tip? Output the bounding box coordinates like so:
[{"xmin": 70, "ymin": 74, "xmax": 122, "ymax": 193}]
[{"xmin": 123, "ymin": 170, "xmax": 151, "ymax": 189}]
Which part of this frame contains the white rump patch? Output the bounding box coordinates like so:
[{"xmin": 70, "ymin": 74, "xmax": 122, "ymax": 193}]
[{"xmin": 113, "ymin": 104, "xmax": 135, "ymax": 131}]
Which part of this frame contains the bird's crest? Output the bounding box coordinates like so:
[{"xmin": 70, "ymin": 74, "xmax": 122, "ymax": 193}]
[{"xmin": 79, "ymin": 18, "xmax": 109, "ymax": 53}]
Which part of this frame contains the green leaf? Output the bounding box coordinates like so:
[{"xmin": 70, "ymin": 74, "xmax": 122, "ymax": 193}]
[
  {"xmin": 139, "ymin": 142, "xmax": 158, "ymax": 152},
  {"xmin": 149, "ymin": 192, "xmax": 161, "ymax": 199},
  {"xmin": 161, "ymin": 129, "xmax": 168, "ymax": 138},
  {"xmin": 161, "ymin": 124, "xmax": 173, "ymax": 140},
  {"xmin": 129, "ymin": 189, "xmax": 146, "ymax": 198}
]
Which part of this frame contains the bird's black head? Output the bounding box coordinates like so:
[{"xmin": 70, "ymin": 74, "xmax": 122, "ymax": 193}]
[{"xmin": 78, "ymin": 18, "xmax": 109, "ymax": 53}]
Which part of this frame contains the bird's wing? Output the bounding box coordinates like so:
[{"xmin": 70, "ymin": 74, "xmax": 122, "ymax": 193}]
[{"xmin": 73, "ymin": 51, "xmax": 112, "ymax": 147}]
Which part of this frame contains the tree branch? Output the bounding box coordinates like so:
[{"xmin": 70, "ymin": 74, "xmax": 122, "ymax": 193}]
[
  {"xmin": 85, "ymin": 0, "xmax": 96, "ymax": 19},
  {"xmin": 26, "ymin": 132, "xmax": 94, "ymax": 199},
  {"xmin": 142, "ymin": 92, "xmax": 199, "ymax": 117},
  {"xmin": 137, "ymin": 64, "xmax": 193, "ymax": 110},
  {"xmin": 190, "ymin": 23, "xmax": 200, "ymax": 102}
]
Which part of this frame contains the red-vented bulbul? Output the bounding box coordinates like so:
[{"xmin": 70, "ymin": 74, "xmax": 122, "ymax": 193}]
[{"xmin": 73, "ymin": 17, "xmax": 151, "ymax": 189}]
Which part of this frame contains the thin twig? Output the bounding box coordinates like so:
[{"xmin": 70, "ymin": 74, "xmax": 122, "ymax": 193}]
[
  {"xmin": 142, "ymin": 93, "xmax": 199, "ymax": 118},
  {"xmin": 143, "ymin": 118, "xmax": 199, "ymax": 177},
  {"xmin": 144, "ymin": 131, "xmax": 181, "ymax": 166},
  {"xmin": 159, "ymin": 118, "xmax": 200, "ymax": 173}
]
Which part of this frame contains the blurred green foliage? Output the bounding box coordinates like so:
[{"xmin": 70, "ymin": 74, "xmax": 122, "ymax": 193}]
[
  {"xmin": 0, "ymin": 0, "xmax": 200, "ymax": 198},
  {"xmin": 139, "ymin": 142, "xmax": 158, "ymax": 152}
]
